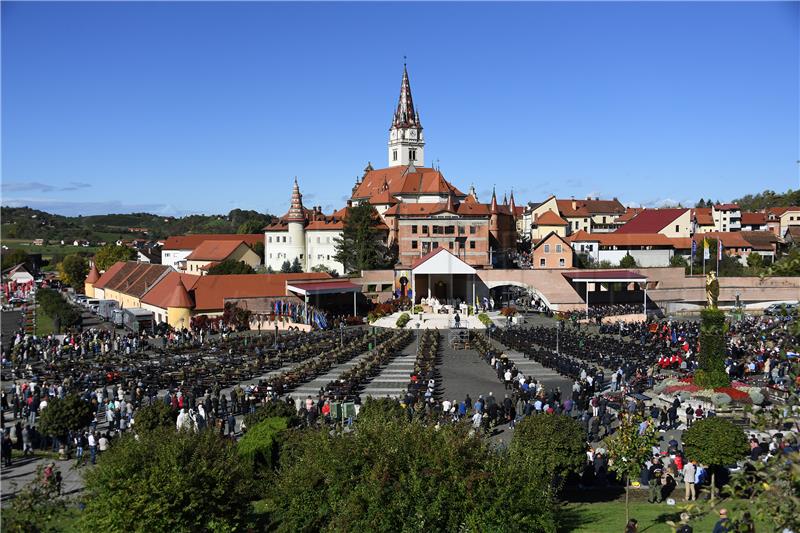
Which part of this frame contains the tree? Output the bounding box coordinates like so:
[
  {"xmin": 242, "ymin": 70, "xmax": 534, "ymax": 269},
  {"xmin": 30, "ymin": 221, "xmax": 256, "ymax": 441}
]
[
  {"xmin": 509, "ymin": 413, "xmax": 585, "ymax": 492},
  {"xmin": 669, "ymin": 254, "xmax": 689, "ymax": 269},
  {"xmin": 243, "ymin": 400, "xmax": 301, "ymax": 429},
  {"xmin": 206, "ymin": 259, "xmax": 256, "ymax": 275},
  {"xmin": 619, "ymin": 253, "xmax": 637, "ymax": 268},
  {"xmin": 280, "ymin": 260, "xmax": 291, "ymax": 273},
  {"xmin": 290, "ymin": 257, "xmax": 302, "ymax": 273},
  {"xmin": 38, "ymin": 394, "xmax": 94, "ymax": 446},
  {"xmin": 251, "ymin": 241, "xmax": 265, "ymax": 263},
  {"xmin": 767, "ymin": 248, "xmax": 800, "ymax": 276},
  {"xmin": 81, "ymin": 428, "xmax": 256, "ymax": 532},
  {"xmin": 237, "ymin": 218, "xmax": 265, "ymax": 234},
  {"xmin": 132, "ymin": 402, "xmax": 178, "ymax": 433},
  {"xmin": 93, "ymin": 244, "xmax": 135, "ymax": 271},
  {"xmin": 222, "ymin": 302, "xmax": 252, "ymax": 330},
  {"xmin": 746, "ymin": 251, "xmax": 764, "ymax": 270},
  {"xmin": 1, "ymin": 248, "xmax": 28, "ymax": 271},
  {"xmin": 682, "ymin": 417, "xmax": 748, "ymax": 503},
  {"xmin": 57, "ymin": 254, "xmax": 88, "ymax": 291},
  {"xmin": 606, "ymin": 414, "xmax": 659, "ymax": 524},
  {"xmin": 695, "ymin": 198, "xmax": 707, "ymax": 208},
  {"xmin": 310, "ymin": 264, "xmax": 338, "ymax": 277},
  {"xmin": 4, "ymin": 463, "xmax": 67, "ymax": 532},
  {"xmin": 270, "ymin": 399, "xmax": 556, "ymax": 532},
  {"xmin": 333, "ymin": 203, "xmax": 393, "ymax": 273}
]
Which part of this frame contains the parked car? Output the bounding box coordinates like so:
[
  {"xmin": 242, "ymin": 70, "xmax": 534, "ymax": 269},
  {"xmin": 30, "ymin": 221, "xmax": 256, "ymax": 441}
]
[{"xmin": 764, "ymin": 302, "xmax": 798, "ymax": 316}]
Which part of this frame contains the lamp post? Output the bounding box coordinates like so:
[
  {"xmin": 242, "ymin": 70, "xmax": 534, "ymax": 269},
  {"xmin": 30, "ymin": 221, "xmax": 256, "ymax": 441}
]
[{"xmin": 339, "ymin": 321, "xmax": 345, "ymax": 347}]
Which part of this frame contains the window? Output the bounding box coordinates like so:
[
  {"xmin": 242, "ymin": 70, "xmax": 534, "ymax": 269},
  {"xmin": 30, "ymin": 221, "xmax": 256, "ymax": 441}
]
[
  {"xmin": 544, "ymin": 244, "xmax": 550, "ymax": 253},
  {"xmin": 458, "ymin": 226, "xmax": 465, "ymax": 235},
  {"xmin": 411, "ymin": 225, "xmax": 418, "ymax": 234},
  {"xmin": 410, "ymin": 149, "xmax": 416, "ymax": 161},
  {"xmin": 540, "ymin": 258, "xmax": 546, "ymax": 267},
  {"xmin": 393, "ymin": 150, "xmax": 398, "ymax": 161},
  {"xmin": 675, "ymin": 225, "xmax": 679, "ymax": 233},
  {"xmin": 411, "ymin": 240, "xmax": 418, "ymax": 249},
  {"xmin": 448, "ymin": 241, "xmax": 453, "ymax": 249},
  {"xmin": 445, "ymin": 225, "xmax": 455, "ymax": 235},
  {"xmin": 269, "ymin": 253, "xmax": 272, "ymax": 258},
  {"xmin": 432, "ymin": 242, "xmax": 439, "ymax": 249},
  {"xmin": 300, "ymin": 254, "xmax": 303, "ymax": 259},
  {"xmin": 556, "ymin": 244, "xmax": 562, "ymax": 253},
  {"xmin": 469, "ymin": 241, "xmax": 476, "ymax": 249},
  {"xmin": 317, "ymin": 237, "xmax": 320, "ymax": 243},
  {"xmin": 282, "ymin": 236, "xmax": 286, "ymax": 243},
  {"xmin": 602, "ymin": 216, "xmax": 607, "ymax": 224},
  {"xmin": 268, "ymin": 236, "xmax": 272, "ymax": 243},
  {"xmin": 422, "ymin": 226, "xmax": 429, "ymax": 234},
  {"xmin": 470, "ymin": 225, "xmax": 477, "ymax": 234},
  {"xmin": 433, "ymin": 225, "xmax": 442, "ymax": 234},
  {"xmin": 559, "ymin": 258, "xmax": 565, "ymax": 267}
]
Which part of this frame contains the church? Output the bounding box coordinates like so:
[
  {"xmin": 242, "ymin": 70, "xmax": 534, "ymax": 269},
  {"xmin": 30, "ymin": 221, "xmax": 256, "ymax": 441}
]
[{"xmin": 264, "ymin": 65, "xmax": 519, "ymax": 275}]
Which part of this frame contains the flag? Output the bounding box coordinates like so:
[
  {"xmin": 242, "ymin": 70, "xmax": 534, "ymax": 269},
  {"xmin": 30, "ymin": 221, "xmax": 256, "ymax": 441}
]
[
  {"xmin": 691, "ymin": 239, "xmax": 696, "ymax": 260},
  {"xmin": 717, "ymin": 239, "xmax": 723, "ymax": 261},
  {"xmin": 703, "ymin": 238, "xmax": 710, "ymax": 260}
]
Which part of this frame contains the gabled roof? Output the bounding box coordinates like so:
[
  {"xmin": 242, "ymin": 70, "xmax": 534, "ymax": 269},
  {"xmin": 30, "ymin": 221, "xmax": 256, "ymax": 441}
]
[
  {"xmin": 569, "ymin": 230, "xmax": 675, "ymax": 247},
  {"xmin": 556, "ymin": 198, "xmax": 625, "ymax": 217},
  {"xmin": 86, "ymin": 264, "xmax": 100, "ymax": 283},
  {"xmin": 741, "ymin": 212, "xmax": 767, "ymax": 226},
  {"xmin": 677, "ymin": 231, "xmax": 778, "ymax": 251},
  {"xmin": 615, "ymin": 208, "xmax": 688, "ymax": 234},
  {"xmin": 141, "ymin": 272, "xmax": 200, "ymax": 308},
  {"xmin": 714, "ymin": 203, "xmax": 739, "ymax": 211},
  {"xmin": 411, "ymin": 248, "xmax": 476, "ymax": 274},
  {"xmin": 534, "ymin": 210, "xmax": 569, "ymax": 226},
  {"xmin": 692, "ymin": 208, "xmax": 714, "ymax": 226},
  {"xmin": 352, "ymin": 165, "xmax": 463, "ymax": 200},
  {"xmin": 2, "ymin": 263, "xmax": 31, "ymax": 276},
  {"xmin": 94, "ymin": 261, "xmax": 171, "ymax": 298},
  {"xmin": 190, "ymin": 272, "xmax": 330, "ymax": 311},
  {"xmin": 163, "ymin": 234, "xmax": 262, "ymax": 251},
  {"xmin": 93, "ymin": 261, "xmax": 129, "ymax": 290},
  {"xmin": 532, "ymin": 231, "xmax": 572, "ymax": 251},
  {"xmin": 185, "ymin": 240, "xmax": 248, "ymax": 261},
  {"xmin": 616, "ymin": 208, "xmax": 644, "ymax": 223}
]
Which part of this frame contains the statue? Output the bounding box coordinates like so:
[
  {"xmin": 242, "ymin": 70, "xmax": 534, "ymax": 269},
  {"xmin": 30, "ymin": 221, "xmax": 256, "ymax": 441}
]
[{"xmin": 705, "ymin": 270, "xmax": 719, "ymax": 309}]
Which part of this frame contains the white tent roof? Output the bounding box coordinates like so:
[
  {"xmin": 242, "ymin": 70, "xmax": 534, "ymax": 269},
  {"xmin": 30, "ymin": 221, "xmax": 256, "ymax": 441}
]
[{"xmin": 411, "ymin": 249, "xmax": 476, "ymax": 275}]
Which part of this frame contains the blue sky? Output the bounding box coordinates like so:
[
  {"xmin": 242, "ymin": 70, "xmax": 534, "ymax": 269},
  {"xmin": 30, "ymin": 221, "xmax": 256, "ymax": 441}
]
[{"xmin": 2, "ymin": 1, "xmax": 798, "ymax": 217}]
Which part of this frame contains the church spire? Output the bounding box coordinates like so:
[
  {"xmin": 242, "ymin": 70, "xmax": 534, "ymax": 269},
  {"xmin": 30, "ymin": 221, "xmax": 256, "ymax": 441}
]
[
  {"xmin": 509, "ymin": 190, "xmax": 516, "ymax": 212},
  {"xmin": 393, "ymin": 63, "xmax": 421, "ymax": 129},
  {"xmin": 490, "ymin": 187, "xmax": 498, "ymax": 214},
  {"xmin": 286, "ymin": 178, "xmax": 304, "ymax": 222}
]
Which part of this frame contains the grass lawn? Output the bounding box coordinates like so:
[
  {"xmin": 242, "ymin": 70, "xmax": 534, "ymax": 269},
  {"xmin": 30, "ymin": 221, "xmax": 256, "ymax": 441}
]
[{"xmin": 560, "ymin": 499, "xmax": 767, "ymax": 533}]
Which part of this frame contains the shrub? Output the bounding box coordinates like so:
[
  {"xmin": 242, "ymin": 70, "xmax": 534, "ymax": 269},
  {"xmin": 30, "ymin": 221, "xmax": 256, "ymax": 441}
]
[
  {"xmin": 81, "ymin": 428, "xmax": 256, "ymax": 532},
  {"xmin": 133, "ymin": 402, "xmax": 178, "ymax": 433},
  {"xmin": 38, "ymin": 394, "xmax": 94, "ymax": 443},
  {"xmin": 238, "ymin": 417, "xmax": 288, "ymax": 470},
  {"xmin": 697, "ymin": 308, "xmax": 730, "ymax": 388},
  {"xmin": 396, "ymin": 312, "xmax": 410, "ymax": 328},
  {"xmin": 412, "ymin": 305, "xmax": 423, "ymax": 314},
  {"xmin": 477, "ymin": 313, "xmax": 492, "ymax": 327},
  {"xmin": 683, "ymin": 417, "xmax": 749, "ymax": 501},
  {"xmin": 244, "ymin": 400, "xmax": 300, "ymax": 429}
]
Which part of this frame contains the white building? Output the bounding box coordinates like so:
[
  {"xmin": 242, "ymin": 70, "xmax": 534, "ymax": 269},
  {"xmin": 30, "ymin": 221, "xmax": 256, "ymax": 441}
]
[
  {"xmin": 387, "ymin": 63, "xmax": 424, "ymax": 168},
  {"xmin": 263, "ymin": 179, "xmax": 345, "ymax": 275},
  {"xmin": 712, "ymin": 204, "xmax": 742, "ymax": 232}
]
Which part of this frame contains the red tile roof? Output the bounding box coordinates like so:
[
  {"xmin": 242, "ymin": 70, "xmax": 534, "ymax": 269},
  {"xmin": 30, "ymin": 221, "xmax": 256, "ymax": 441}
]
[
  {"xmin": 615, "ymin": 208, "xmax": 688, "ymax": 234},
  {"xmin": 92, "ymin": 262, "xmax": 127, "ymax": 290},
  {"xmin": 569, "ymin": 230, "xmax": 675, "ymax": 247},
  {"xmin": 534, "ymin": 210, "xmax": 569, "ymax": 226},
  {"xmin": 190, "ymin": 272, "xmax": 330, "ymax": 311},
  {"xmin": 616, "ymin": 208, "xmax": 644, "ymax": 223},
  {"xmin": 693, "ymin": 208, "xmax": 714, "ymax": 226},
  {"xmin": 741, "ymin": 212, "xmax": 767, "ymax": 226},
  {"xmin": 163, "ymin": 234, "xmax": 262, "ymax": 250},
  {"xmin": 714, "ymin": 203, "xmax": 739, "ymax": 211},
  {"xmin": 556, "ymin": 198, "xmax": 625, "ymax": 217},
  {"xmin": 185, "ymin": 240, "xmax": 248, "ymax": 261},
  {"xmin": 352, "ymin": 165, "xmax": 464, "ymax": 200},
  {"xmin": 94, "ymin": 262, "xmax": 171, "ymax": 298},
  {"xmin": 141, "ymin": 272, "xmax": 200, "ymax": 308},
  {"xmin": 562, "ymin": 270, "xmax": 647, "ymax": 281},
  {"xmin": 86, "ymin": 264, "xmax": 100, "ymax": 284}
]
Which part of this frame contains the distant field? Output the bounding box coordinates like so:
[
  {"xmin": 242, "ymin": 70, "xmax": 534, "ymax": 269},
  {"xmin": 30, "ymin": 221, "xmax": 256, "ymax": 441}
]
[{"xmin": 2, "ymin": 239, "xmax": 101, "ymax": 258}]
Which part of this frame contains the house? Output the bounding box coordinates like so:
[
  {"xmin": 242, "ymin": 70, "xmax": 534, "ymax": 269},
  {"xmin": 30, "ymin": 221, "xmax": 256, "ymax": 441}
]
[
  {"xmin": 615, "ymin": 208, "xmax": 692, "ymax": 238},
  {"xmin": 91, "ymin": 262, "xmax": 172, "ymax": 308},
  {"xmin": 530, "ymin": 210, "xmax": 570, "ymax": 241},
  {"xmin": 531, "ymin": 232, "xmax": 574, "ymax": 269},
  {"xmin": 676, "ymin": 231, "xmax": 780, "ymax": 263},
  {"xmin": 766, "ymin": 206, "xmax": 800, "ymax": 236},
  {"xmin": 3, "ymin": 264, "xmax": 35, "ymax": 284},
  {"xmin": 161, "ymin": 233, "xmax": 263, "ymax": 270},
  {"xmin": 711, "ymin": 204, "xmax": 742, "ymax": 232},
  {"xmin": 692, "ymin": 208, "xmax": 716, "ymax": 234},
  {"xmin": 523, "ymin": 195, "xmax": 626, "ymax": 236},
  {"xmin": 184, "ymin": 239, "xmax": 261, "ymax": 275},
  {"xmin": 740, "ymin": 212, "xmax": 768, "ymax": 231}
]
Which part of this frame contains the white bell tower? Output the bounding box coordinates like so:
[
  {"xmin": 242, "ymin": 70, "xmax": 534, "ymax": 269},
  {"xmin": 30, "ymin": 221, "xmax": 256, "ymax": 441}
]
[{"xmin": 388, "ymin": 63, "xmax": 424, "ymax": 168}]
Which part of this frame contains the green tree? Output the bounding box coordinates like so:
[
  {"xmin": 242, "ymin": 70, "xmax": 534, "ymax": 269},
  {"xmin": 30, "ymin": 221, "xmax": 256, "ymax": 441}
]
[
  {"xmin": 132, "ymin": 402, "xmax": 178, "ymax": 433},
  {"xmin": 57, "ymin": 254, "xmax": 88, "ymax": 290},
  {"xmin": 280, "ymin": 260, "xmax": 291, "ymax": 273},
  {"xmin": 767, "ymin": 248, "xmax": 800, "ymax": 276},
  {"xmin": 682, "ymin": 417, "xmax": 748, "ymax": 503},
  {"xmin": 606, "ymin": 414, "xmax": 659, "ymax": 523},
  {"xmin": 746, "ymin": 251, "xmax": 764, "ymax": 270},
  {"xmin": 38, "ymin": 395, "xmax": 94, "ymax": 445},
  {"xmin": 333, "ymin": 203, "xmax": 393, "ymax": 273},
  {"xmin": 619, "ymin": 253, "xmax": 637, "ymax": 268},
  {"xmin": 237, "ymin": 218, "xmax": 265, "ymax": 234},
  {"xmin": 509, "ymin": 413, "xmax": 586, "ymax": 492},
  {"xmin": 310, "ymin": 264, "xmax": 338, "ymax": 277},
  {"xmin": 3, "ymin": 463, "xmax": 67, "ymax": 533},
  {"xmin": 669, "ymin": 254, "xmax": 689, "ymax": 269},
  {"xmin": 290, "ymin": 257, "xmax": 302, "ymax": 273},
  {"xmin": 271, "ymin": 399, "xmax": 555, "ymax": 532},
  {"xmin": 243, "ymin": 400, "xmax": 301, "ymax": 429},
  {"xmin": 206, "ymin": 259, "xmax": 256, "ymax": 275},
  {"xmin": 251, "ymin": 241, "xmax": 265, "ymax": 263},
  {"xmin": 81, "ymin": 428, "xmax": 256, "ymax": 532},
  {"xmin": 92, "ymin": 244, "xmax": 136, "ymax": 271},
  {"xmin": 1, "ymin": 248, "xmax": 28, "ymax": 271}
]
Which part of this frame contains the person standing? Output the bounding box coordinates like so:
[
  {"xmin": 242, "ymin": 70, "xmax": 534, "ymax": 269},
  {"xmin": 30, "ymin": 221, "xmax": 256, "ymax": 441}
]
[
  {"xmin": 88, "ymin": 432, "xmax": 97, "ymax": 465},
  {"xmin": 682, "ymin": 460, "xmax": 696, "ymax": 501},
  {"xmin": 648, "ymin": 457, "xmax": 664, "ymax": 503}
]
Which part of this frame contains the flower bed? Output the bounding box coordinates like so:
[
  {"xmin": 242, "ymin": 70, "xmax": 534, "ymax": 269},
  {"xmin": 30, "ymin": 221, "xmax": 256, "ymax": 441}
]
[{"xmin": 655, "ymin": 376, "xmax": 764, "ymax": 405}]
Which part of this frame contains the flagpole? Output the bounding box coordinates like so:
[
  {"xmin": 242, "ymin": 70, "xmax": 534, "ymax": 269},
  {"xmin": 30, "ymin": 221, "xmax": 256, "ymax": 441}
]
[{"xmin": 716, "ymin": 240, "xmax": 720, "ymax": 274}]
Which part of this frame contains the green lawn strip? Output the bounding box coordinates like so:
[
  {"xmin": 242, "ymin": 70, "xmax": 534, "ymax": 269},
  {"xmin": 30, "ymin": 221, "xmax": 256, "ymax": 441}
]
[
  {"xmin": 559, "ymin": 499, "xmax": 767, "ymax": 533},
  {"xmin": 35, "ymin": 310, "xmax": 56, "ymax": 336}
]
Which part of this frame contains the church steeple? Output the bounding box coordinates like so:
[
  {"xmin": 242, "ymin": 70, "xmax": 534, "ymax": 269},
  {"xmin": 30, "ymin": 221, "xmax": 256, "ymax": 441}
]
[
  {"xmin": 490, "ymin": 187, "xmax": 498, "ymax": 214},
  {"xmin": 388, "ymin": 62, "xmax": 425, "ymax": 168}
]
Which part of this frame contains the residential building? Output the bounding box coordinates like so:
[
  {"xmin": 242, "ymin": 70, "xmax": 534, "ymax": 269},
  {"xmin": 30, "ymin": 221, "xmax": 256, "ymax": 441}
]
[
  {"xmin": 712, "ymin": 204, "xmax": 741, "ymax": 232},
  {"xmin": 161, "ymin": 234, "xmax": 262, "ymax": 270},
  {"xmin": 569, "ymin": 231, "xmax": 676, "ymax": 267},
  {"xmin": 532, "ymin": 232, "xmax": 574, "ymax": 269},
  {"xmin": 523, "ymin": 195, "xmax": 626, "ymax": 236},
  {"xmin": 530, "ymin": 210, "xmax": 569, "ymax": 240},
  {"xmin": 184, "ymin": 239, "xmax": 261, "ymax": 275},
  {"xmin": 615, "ymin": 208, "xmax": 692, "ymax": 238},
  {"xmin": 740, "ymin": 212, "xmax": 768, "ymax": 231}
]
